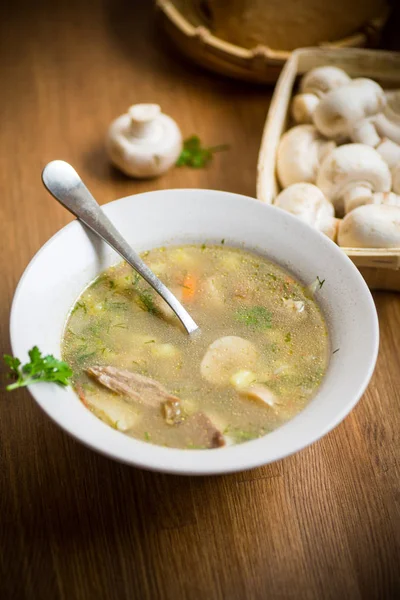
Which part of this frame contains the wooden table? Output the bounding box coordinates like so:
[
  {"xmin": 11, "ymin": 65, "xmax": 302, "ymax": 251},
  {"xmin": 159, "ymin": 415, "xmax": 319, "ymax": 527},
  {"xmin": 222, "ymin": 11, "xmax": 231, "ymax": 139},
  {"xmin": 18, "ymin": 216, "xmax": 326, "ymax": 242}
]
[{"xmin": 1, "ymin": 2, "xmax": 399, "ymax": 598}]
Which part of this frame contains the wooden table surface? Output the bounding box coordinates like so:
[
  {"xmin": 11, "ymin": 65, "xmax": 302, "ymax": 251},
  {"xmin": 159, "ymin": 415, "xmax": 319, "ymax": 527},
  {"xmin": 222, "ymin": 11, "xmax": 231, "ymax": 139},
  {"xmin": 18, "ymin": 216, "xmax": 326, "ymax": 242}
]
[{"xmin": 1, "ymin": 1, "xmax": 399, "ymax": 598}]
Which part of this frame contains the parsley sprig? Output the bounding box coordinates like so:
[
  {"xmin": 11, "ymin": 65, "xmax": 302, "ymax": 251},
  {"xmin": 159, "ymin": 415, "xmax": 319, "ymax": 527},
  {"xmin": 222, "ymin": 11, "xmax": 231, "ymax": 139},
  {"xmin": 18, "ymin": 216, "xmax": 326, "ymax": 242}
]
[
  {"xmin": 176, "ymin": 136, "xmax": 229, "ymax": 168},
  {"xmin": 4, "ymin": 346, "xmax": 72, "ymax": 391}
]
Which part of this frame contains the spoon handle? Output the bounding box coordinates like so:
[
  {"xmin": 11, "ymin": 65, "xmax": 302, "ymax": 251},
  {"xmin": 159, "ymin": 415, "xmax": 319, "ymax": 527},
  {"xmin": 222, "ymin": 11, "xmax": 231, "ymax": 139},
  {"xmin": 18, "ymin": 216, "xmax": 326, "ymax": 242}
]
[{"xmin": 42, "ymin": 160, "xmax": 199, "ymax": 334}]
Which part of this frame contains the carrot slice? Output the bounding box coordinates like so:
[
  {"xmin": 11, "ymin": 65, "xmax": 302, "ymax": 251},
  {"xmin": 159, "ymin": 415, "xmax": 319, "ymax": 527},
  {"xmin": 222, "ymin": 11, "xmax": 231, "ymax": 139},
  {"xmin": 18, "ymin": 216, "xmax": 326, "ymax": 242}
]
[
  {"xmin": 76, "ymin": 384, "xmax": 89, "ymax": 408},
  {"xmin": 182, "ymin": 274, "xmax": 197, "ymax": 302}
]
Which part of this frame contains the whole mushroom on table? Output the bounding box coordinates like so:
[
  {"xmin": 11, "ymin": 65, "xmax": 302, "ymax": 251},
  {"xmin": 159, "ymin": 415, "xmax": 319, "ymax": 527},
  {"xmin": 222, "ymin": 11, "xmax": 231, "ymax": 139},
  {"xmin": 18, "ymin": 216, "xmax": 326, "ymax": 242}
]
[{"xmin": 276, "ymin": 66, "xmax": 400, "ymax": 248}]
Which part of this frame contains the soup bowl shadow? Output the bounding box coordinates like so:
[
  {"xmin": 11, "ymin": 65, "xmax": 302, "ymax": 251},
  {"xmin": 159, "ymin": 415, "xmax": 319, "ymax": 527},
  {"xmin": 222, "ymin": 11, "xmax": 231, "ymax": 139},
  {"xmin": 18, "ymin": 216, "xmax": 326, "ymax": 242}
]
[{"xmin": 10, "ymin": 189, "xmax": 379, "ymax": 475}]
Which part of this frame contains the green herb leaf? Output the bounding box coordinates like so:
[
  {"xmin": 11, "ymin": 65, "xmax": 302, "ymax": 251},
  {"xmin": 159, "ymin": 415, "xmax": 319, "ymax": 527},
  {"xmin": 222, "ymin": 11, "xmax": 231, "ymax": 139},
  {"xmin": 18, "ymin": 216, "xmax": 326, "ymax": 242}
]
[
  {"xmin": 138, "ymin": 290, "xmax": 158, "ymax": 314},
  {"xmin": 317, "ymin": 276, "xmax": 325, "ymax": 289},
  {"xmin": 71, "ymin": 301, "xmax": 87, "ymax": 315},
  {"xmin": 4, "ymin": 347, "xmax": 72, "ymax": 391},
  {"xmin": 285, "ymin": 332, "xmax": 292, "ymax": 343},
  {"xmin": 332, "ymin": 348, "xmax": 340, "ymax": 354},
  {"xmin": 234, "ymin": 306, "xmax": 272, "ymax": 329},
  {"xmin": 176, "ymin": 135, "xmax": 229, "ymax": 168}
]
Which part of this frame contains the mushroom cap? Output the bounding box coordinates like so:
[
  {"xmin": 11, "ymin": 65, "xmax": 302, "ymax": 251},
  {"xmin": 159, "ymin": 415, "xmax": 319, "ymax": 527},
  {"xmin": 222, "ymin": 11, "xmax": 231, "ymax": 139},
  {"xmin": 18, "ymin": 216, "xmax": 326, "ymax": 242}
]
[
  {"xmin": 313, "ymin": 78, "xmax": 386, "ymax": 141},
  {"xmin": 316, "ymin": 143, "xmax": 392, "ymax": 215},
  {"xmin": 274, "ymin": 183, "xmax": 338, "ymax": 240},
  {"xmin": 200, "ymin": 336, "xmax": 259, "ymax": 387},
  {"xmin": 290, "ymin": 93, "xmax": 320, "ymax": 124},
  {"xmin": 338, "ymin": 204, "xmax": 400, "ymax": 248},
  {"xmin": 376, "ymin": 138, "xmax": 400, "ymax": 168},
  {"xmin": 274, "ymin": 183, "xmax": 334, "ymax": 219},
  {"xmin": 277, "ymin": 125, "xmax": 336, "ymax": 188},
  {"xmin": 300, "ymin": 66, "xmax": 351, "ymax": 98}
]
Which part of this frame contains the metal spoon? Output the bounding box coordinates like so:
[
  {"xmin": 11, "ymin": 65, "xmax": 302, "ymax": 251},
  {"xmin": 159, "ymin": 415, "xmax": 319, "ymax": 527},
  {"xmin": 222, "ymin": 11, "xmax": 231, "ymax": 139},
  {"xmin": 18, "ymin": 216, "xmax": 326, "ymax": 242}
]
[{"xmin": 42, "ymin": 160, "xmax": 199, "ymax": 335}]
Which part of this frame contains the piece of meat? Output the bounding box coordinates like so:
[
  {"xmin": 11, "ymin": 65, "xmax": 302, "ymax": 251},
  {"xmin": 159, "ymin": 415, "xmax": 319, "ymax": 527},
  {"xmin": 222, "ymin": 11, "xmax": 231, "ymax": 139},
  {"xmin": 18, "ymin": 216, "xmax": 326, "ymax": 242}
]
[
  {"xmin": 87, "ymin": 366, "xmax": 180, "ymax": 409},
  {"xmin": 181, "ymin": 412, "xmax": 226, "ymax": 448},
  {"xmin": 162, "ymin": 398, "xmax": 183, "ymax": 425}
]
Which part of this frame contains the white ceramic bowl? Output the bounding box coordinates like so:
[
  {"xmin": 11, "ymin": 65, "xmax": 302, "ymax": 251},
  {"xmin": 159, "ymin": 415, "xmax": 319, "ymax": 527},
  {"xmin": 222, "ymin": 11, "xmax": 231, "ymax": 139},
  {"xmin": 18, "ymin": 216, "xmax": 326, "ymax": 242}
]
[{"xmin": 10, "ymin": 189, "xmax": 379, "ymax": 475}]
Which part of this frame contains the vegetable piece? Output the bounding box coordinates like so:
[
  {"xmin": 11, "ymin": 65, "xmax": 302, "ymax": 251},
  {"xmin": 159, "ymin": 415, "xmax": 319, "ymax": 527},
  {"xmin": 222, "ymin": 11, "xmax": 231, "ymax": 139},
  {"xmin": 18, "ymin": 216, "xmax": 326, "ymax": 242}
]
[
  {"xmin": 338, "ymin": 204, "xmax": 400, "ymax": 248},
  {"xmin": 4, "ymin": 347, "xmax": 72, "ymax": 390},
  {"xmin": 230, "ymin": 370, "xmax": 257, "ymax": 390},
  {"xmin": 277, "ymin": 125, "xmax": 336, "ymax": 187},
  {"xmin": 239, "ymin": 384, "xmax": 278, "ymax": 409},
  {"xmin": 282, "ymin": 298, "xmax": 305, "ymax": 313},
  {"xmin": 200, "ymin": 336, "xmax": 258, "ymax": 386},
  {"xmin": 86, "ymin": 393, "xmax": 138, "ymax": 432},
  {"xmin": 201, "ymin": 276, "xmax": 224, "ymax": 307},
  {"xmin": 176, "ymin": 135, "xmax": 229, "ymax": 168},
  {"xmin": 181, "ymin": 274, "xmax": 197, "ymax": 302},
  {"xmin": 317, "ymin": 143, "xmax": 392, "ymax": 216},
  {"xmin": 150, "ymin": 343, "xmax": 180, "ymax": 359},
  {"xmin": 234, "ymin": 306, "xmax": 272, "ymax": 329},
  {"xmin": 106, "ymin": 103, "xmax": 182, "ymax": 178},
  {"xmin": 87, "ymin": 366, "xmax": 180, "ymax": 408}
]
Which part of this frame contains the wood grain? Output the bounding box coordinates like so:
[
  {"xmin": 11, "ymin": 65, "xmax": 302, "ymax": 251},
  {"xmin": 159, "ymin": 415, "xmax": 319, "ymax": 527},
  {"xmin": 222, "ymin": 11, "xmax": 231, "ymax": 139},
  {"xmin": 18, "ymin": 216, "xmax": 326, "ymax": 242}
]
[{"xmin": 0, "ymin": 1, "xmax": 399, "ymax": 599}]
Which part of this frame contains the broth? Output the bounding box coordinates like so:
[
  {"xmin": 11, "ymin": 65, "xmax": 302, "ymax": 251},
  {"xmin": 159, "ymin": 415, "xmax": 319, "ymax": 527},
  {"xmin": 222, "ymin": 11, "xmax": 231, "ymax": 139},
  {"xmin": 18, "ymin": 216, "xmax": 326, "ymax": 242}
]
[{"xmin": 62, "ymin": 245, "xmax": 329, "ymax": 449}]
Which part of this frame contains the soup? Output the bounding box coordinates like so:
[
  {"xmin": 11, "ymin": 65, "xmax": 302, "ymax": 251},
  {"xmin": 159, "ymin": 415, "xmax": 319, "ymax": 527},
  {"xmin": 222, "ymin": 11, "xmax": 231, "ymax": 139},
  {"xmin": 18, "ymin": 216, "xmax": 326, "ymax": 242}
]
[{"xmin": 62, "ymin": 245, "xmax": 329, "ymax": 449}]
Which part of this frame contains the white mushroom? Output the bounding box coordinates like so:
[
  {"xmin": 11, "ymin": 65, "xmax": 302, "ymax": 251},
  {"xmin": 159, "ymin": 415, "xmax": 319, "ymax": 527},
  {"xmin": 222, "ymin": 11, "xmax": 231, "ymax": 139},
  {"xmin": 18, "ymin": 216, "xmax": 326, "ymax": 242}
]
[
  {"xmin": 291, "ymin": 66, "xmax": 351, "ymax": 124},
  {"xmin": 345, "ymin": 191, "xmax": 400, "ymax": 213},
  {"xmin": 373, "ymin": 90, "xmax": 400, "ymax": 145},
  {"xmin": 274, "ymin": 183, "xmax": 339, "ymax": 240},
  {"xmin": 313, "ymin": 79, "xmax": 386, "ymax": 144},
  {"xmin": 300, "ymin": 66, "xmax": 352, "ymax": 98},
  {"xmin": 106, "ymin": 103, "xmax": 182, "ymax": 178},
  {"xmin": 338, "ymin": 204, "xmax": 400, "ymax": 248},
  {"xmin": 316, "ymin": 144, "xmax": 392, "ymax": 216},
  {"xmin": 200, "ymin": 336, "xmax": 259, "ymax": 387},
  {"xmin": 277, "ymin": 125, "xmax": 336, "ymax": 187},
  {"xmin": 290, "ymin": 94, "xmax": 320, "ymax": 124},
  {"xmin": 376, "ymin": 138, "xmax": 400, "ymax": 195}
]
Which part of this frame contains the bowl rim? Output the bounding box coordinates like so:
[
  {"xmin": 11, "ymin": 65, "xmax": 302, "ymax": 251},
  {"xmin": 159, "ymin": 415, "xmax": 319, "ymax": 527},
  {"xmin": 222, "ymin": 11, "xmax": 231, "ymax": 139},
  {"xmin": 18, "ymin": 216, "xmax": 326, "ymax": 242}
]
[{"xmin": 10, "ymin": 188, "xmax": 379, "ymax": 475}]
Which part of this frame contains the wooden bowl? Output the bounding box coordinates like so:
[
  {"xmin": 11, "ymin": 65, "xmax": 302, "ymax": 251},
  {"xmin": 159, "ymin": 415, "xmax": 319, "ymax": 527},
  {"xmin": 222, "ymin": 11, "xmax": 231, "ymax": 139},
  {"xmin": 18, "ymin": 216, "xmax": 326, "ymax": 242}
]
[
  {"xmin": 156, "ymin": 0, "xmax": 389, "ymax": 83},
  {"xmin": 257, "ymin": 47, "xmax": 400, "ymax": 291}
]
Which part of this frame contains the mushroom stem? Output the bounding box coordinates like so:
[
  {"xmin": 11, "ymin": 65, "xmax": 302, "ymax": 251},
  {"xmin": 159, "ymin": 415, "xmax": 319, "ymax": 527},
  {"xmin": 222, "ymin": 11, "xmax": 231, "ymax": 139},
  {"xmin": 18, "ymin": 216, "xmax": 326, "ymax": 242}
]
[
  {"xmin": 350, "ymin": 118, "xmax": 381, "ymax": 147},
  {"xmin": 343, "ymin": 185, "xmax": 374, "ymax": 213},
  {"xmin": 291, "ymin": 93, "xmax": 319, "ymax": 124},
  {"xmin": 128, "ymin": 104, "xmax": 161, "ymax": 139}
]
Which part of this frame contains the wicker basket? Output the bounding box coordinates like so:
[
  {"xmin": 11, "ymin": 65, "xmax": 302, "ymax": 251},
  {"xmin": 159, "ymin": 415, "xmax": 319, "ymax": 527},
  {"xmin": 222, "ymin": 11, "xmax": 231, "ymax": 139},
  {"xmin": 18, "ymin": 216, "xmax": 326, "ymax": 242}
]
[
  {"xmin": 257, "ymin": 47, "xmax": 400, "ymax": 291},
  {"xmin": 157, "ymin": 0, "xmax": 389, "ymax": 83}
]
